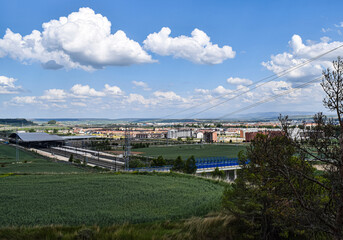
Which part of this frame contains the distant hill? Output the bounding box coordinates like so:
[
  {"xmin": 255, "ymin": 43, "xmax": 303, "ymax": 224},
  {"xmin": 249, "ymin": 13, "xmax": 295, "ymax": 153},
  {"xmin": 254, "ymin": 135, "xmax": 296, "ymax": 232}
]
[
  {"xmin": 0, "ymin": 118, "xmax": 36, "ymax": 126},
  {"xmin": 33, "ymin": 118, "xmax": 109, "ymax": 122}
]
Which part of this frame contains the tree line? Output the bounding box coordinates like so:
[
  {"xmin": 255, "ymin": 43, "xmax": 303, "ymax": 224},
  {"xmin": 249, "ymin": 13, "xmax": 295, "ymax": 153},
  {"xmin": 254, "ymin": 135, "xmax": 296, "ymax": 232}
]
[{"xmin": 221, "ymin": 57, "xmax": 343, "ymax": 239}]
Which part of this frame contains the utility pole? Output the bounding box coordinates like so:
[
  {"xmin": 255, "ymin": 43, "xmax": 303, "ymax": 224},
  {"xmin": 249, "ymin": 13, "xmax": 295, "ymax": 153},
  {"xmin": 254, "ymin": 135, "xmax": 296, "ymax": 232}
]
[
  {"xmin": 166, "ymin": 123, "xmax": 169, "ymax": 146},
  {"xmin": 124, "ymin": 126, "xmax": 131, "ymax": 171},
  {"xmin": 15, "ymin": 130, "xmax": 20, "ymax": 162}
]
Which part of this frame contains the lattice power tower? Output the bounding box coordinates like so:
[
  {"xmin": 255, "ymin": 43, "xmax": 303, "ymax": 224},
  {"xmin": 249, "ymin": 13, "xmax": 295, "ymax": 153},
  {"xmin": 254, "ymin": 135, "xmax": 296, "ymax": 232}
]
[{"xmin": 124, "ymin": 127, "xmax": 131, "ymax": 170}]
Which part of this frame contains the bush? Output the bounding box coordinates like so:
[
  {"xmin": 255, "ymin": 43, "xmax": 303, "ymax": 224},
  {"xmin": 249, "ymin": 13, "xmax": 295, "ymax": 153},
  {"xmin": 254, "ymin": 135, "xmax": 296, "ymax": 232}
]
[
  {"xmin": 151, "ymin": 155, "xmax": 166, "ymax": 167},
  {"xmin": 171, "ymin": 156, "xmax": 184, "ymax": 172},
  {"xmin": 48, "ymin": 120, "xmax": 56, "ymax": 124},
  {"xmin": 129, "ymin": 159, "xmax": 146, "ymax": 168},
  {"xmin": 69, "ymin": 154, "xmax": 73, "ymax": 162},
  {"xmin": 211, "ymin": 167, "xmax": 225, "ymax": 179},
  {"xmin": 74, "ymin": 159, "xmax": 81, "ymax": 164},
  {"xmin": 184, "ymin": 155, "xmax": 197, "ymax": 174}
]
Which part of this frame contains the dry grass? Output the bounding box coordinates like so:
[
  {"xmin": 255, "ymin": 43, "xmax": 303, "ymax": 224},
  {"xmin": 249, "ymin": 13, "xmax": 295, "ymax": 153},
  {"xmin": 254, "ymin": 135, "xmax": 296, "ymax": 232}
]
[{"xmin": 165, "ymin": 212, "xmax": 236, "ymax": 240}]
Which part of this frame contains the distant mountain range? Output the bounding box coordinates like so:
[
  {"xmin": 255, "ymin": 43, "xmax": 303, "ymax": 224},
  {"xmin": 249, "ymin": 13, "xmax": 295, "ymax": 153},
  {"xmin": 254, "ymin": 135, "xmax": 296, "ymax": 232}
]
[
  {"xmin": 222, "ymin": 111, "xmax": 320, "ymax": 121},
  {"xmin": 28, "ymin": 111, "xmax": 332, "ymax": 123}
]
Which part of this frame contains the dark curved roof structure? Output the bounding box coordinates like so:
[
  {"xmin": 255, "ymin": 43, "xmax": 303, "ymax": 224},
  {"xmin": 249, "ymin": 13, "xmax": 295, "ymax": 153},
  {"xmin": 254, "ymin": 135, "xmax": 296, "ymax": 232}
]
[{"xmin": 9, "ymin": 132, "xmax": 64, "ymax": 142}]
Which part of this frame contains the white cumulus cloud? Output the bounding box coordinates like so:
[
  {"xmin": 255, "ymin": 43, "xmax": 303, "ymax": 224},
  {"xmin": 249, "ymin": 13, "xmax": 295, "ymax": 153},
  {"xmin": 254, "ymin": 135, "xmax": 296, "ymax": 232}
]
[
  {"xmin": 104, "ymin": 84, "xmax": 123, "ymax": 95},
  {"xmin": 194, "ymin": 88, "xmax": 210, "ymax": 94},
  {"xmin": 262, "ymin": 34, "xmax": 343, "ymax": 82},
  {"xmin": 40, "ymin": 89, "xmax": 67, "ymax": 102},
  {"xmin": 71, "ymin": 84, "xmax": 105, "ymax": 97},
  {"xmin": 0, "ymin": 76, "xmax": 22, "ymax": 94},
  {"xmin": 125, "ymin": 93, "xmax": 150, "ymax": 105},
  {"xmin": 213, "ymin": 86, "xmax": 233, "ymax": 95},
  {"xmin": 227, "ymin": 77, "xmax": 252, "ymax": 85},
  {"xmin": 11, "ymin": 96, "xmax": 39, "ymax": 104},
  {"xmin": 143, "ymin": 27, "xmax": 235, "ymax": 64},
  {"xmin": 0, "ymin": 7, "xmax": 155, "ymax": 71},
  {"xmin": 153, "ymin": 90, "xmax": 185, "ymax": 102},
  {"xmin": 132, "ymin": 81, "xmax": 151, "ymax": 91}
]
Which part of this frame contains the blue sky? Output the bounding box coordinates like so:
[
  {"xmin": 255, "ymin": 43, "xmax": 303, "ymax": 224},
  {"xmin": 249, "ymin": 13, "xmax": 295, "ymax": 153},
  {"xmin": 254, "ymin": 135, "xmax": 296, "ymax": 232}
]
[{"xmin": 0, "ymin": 0, "xmax": 343, "ymax": 119}]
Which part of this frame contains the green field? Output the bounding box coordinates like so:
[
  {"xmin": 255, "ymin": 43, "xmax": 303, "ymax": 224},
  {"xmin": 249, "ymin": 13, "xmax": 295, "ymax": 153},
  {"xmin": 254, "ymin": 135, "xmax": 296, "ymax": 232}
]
[
  {"xmin": 0, "ymin": 173, "xmax": 224, "ymax": 226},
  {"xmin": 134, "ymin": 144, "xmax": 248, "ymax": 159},
  {"xmin": 0, "ymin": 144, "xmax": 85, "ymax": 174},
  {"xmin": 0, "ymin": 144, "xmax": 225, "ymax": 227}
]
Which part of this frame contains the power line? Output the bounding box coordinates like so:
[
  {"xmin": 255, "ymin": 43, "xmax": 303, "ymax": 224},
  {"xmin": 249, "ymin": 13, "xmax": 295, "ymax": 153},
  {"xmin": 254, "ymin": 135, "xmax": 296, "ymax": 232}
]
[
  {"xmin": 217, "ymin": 76, "xmax": 322, "ymax": 120},
  {"xmin": 162, "ymin": 43, "xmax": 343, "ymax": 119},
  {"xmin": 185, "ymin": 47, "xmax": 343, "ymax": 118}
]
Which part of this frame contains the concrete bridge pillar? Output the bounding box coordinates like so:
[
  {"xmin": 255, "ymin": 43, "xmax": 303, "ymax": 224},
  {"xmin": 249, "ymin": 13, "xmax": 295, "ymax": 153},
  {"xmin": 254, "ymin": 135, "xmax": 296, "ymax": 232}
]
[{"xmin": 224, "ymin": 169, "xmax": 238, "ymax": 182}]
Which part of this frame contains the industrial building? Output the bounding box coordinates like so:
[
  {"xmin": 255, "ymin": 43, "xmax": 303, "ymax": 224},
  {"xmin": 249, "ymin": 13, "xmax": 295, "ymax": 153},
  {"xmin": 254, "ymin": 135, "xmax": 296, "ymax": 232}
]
[
  {"xmin": 8, "ymin": 132, "xmax": 97, "ymax": 148},
  {"xmin": 9, "ymin": 132, "xmax": 64, "ymax": 148}
]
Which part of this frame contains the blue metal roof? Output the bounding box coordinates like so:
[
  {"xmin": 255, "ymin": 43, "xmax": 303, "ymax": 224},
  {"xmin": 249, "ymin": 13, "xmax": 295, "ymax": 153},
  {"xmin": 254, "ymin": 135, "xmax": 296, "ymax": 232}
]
[{"xmin": 10, "ymin": 132, "xmax": 64, "ymax": 142}]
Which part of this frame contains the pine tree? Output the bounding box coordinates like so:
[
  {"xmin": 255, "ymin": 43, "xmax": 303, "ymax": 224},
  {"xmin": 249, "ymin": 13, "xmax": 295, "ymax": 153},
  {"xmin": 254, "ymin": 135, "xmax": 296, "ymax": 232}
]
[{"xmin": 171, "ymin": 156, "xmax": 184, "ymax": 172}]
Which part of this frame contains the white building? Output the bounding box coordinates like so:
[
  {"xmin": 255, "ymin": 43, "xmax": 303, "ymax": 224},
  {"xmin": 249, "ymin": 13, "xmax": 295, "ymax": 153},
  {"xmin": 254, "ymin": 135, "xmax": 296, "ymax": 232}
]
[
  {"xmin": 167, "ymin": 129, "xmax": 192, "ymax": 139},
  {"xmin": 193, "ymin": 132, "xmax": 204, "ymax": 139}
]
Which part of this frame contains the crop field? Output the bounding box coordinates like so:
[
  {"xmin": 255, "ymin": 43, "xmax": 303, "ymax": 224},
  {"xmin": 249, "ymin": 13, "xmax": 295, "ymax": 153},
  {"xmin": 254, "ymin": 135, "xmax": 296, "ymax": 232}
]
[
  {"xmin": 134, "ymin": 144, "xmax": 248, "ymax": 159},
  {"xmin": 0, "ymin": 144, "xmax": 85, "ymax": 174},
  {"xmin": 0, "ymin": 144, "xmax": 225, "ymax": 227},
  {"xmin": 0, "ymin": 173, "xmax": 224, "ymax": 226}
]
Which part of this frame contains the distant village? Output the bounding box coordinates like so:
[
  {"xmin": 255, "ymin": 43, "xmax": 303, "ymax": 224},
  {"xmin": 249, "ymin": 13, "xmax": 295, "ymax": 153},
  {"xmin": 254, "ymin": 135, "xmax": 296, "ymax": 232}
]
[{"xmin": 29, "ymin": 119, "xmax": 321, "ymax": 143}]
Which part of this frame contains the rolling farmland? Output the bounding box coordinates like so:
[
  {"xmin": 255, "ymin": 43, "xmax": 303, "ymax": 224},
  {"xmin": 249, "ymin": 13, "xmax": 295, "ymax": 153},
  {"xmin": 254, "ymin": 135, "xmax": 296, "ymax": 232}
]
[{"xmin": 0, "ymin": 144, "xmax": 225, "ymax": 227}]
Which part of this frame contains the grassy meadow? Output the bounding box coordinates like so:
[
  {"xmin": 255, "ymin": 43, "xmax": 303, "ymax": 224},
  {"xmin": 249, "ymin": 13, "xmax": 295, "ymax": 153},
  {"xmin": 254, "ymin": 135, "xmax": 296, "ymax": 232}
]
[
  {"xmin": 0, "ymin": 144, "xmax": 85, "ymax": 174},
  {"xmin": 134, "ymin": 144, "xmax": 247, "ymax": 159}
]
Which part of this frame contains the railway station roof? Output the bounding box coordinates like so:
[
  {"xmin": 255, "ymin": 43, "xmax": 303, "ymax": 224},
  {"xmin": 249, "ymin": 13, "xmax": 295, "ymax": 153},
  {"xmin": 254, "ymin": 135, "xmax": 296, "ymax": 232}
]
[
  {"xmin": 9, "ymin": 132, "xmax": 64, "ymax": 142},
  {"xmin": 61, "ymin": 135, "xmax": 98, "ymax": 140}
]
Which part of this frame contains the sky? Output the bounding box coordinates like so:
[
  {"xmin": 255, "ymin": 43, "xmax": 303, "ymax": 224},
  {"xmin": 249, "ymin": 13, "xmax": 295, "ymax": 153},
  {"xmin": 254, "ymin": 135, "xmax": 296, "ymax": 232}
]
[{"xmin": 0, "ymin": 0, "xmax": 343, "ymax": 119}]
